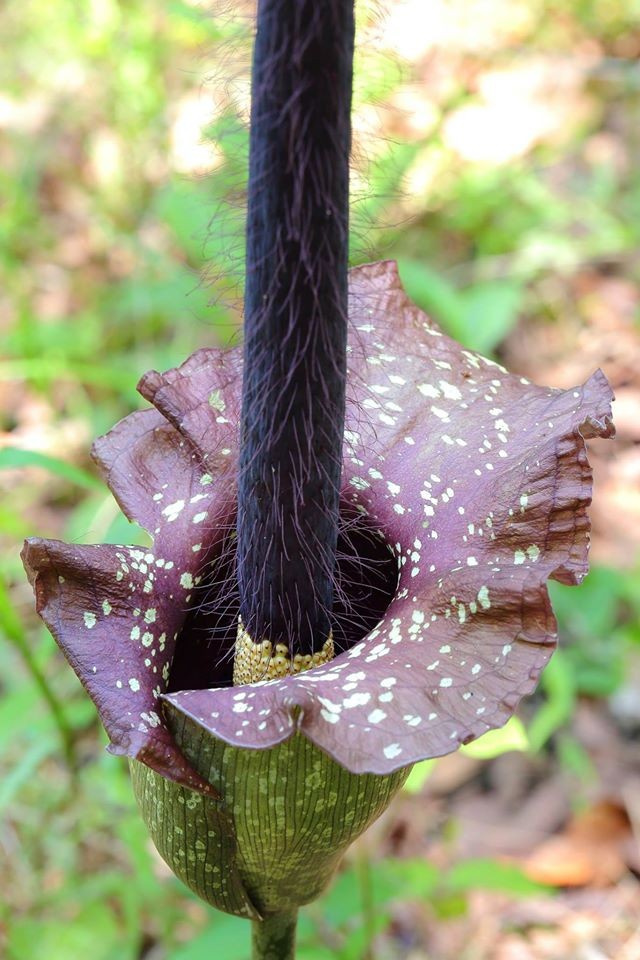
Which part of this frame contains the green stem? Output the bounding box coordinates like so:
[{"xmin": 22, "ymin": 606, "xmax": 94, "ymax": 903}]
[
  {"xmin": 251, "ymin": 910, "xmax": 298, "ymax": 960},
  {"xmin": 0, "ymin": 577, "xmax": 77, "ymax": 773}
]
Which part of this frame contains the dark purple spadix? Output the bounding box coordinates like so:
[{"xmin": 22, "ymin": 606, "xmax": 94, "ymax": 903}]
[{"xmin": 237, "ymin": 0, "xmax": 356, "ymax": 655}]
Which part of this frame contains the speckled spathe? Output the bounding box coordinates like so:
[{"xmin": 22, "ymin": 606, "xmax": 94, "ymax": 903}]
[{"xmin": 22, "ymin": 261, "xmax": 615, "ymax": 790}]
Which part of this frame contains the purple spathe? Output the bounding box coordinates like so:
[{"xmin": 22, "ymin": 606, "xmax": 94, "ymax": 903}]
[{"xmin": 22, "ymin": 261, "xmax": 615, "ymax": 789}]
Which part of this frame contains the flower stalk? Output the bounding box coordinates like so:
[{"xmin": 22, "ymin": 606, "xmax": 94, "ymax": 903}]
[
  {"xmin": 237, "ymin": 0, "xmax": 356, "ymax": 671},
  {"xmin": 251, "ymin": 910, "xmax": 298, "ymax": 960}
]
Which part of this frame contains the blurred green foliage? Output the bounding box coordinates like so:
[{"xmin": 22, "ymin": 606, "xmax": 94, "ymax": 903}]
[{"xmin": 1, "ymin": 0, "xmax": 639, "ymax": 957}]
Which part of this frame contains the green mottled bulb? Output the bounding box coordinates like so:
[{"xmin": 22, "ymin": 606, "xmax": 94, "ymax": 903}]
[{"xmin": 131, "ymin": 704, "xmax": 410, "ymax": 918}]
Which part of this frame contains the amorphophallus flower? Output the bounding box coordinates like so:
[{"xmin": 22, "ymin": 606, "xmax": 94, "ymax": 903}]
[
  {"xmin": 23, "ymin": 260, "xmax": 614, "ymax": 915},
  {"xmin": 21, "ymin": 2, "xmax": 615, "ymax": 956}
]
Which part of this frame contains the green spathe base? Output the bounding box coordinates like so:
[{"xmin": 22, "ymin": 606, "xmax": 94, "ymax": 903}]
[{"xmin": 130, "ymin": 708, "xmax": 410, "ymax": 919}]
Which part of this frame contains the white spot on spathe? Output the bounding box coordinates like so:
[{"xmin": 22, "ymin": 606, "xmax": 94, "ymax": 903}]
[
  {"xmin": 84, "ymin": 612, "xmax": 96, "ymax": 629},
  {"xmin": 162, "ymin": 499, "xmax": 185, "ymax": 522},
  {"xmin": 514, "ymin": 549, "xmax": 526, "ymax": 565},
  {"xmin": 431, "ymin": 406, "xmax": 450, "ymax": 422},
  {"xmin": 144, "ymin": 608, "xmax": 156, "ymax": 624},
  {"xmin": 317, "ymin": 697, "xmax": 341, "ymax": 716},
  {"xmin": 417, "ymin": 383, "xmax": 440, "ymax": 399},
  {"xmin": 180, "ymin": 572, "xmax": 194, "ymax": 589},
  {"xmin": 343, "ymin": 692, "xmax": 371, "ymax": 708},
  {"xmin": 478, "ymin": 586, "xmax": 490, "ymax": 609},
  {"xmin": 350, "ymin": 477, "xmax": 370, "ymax": 491},
  {"xmin": 466, "ymin": 557, "xmax": 478, "ymax": 566},
  {"xmin": 368, "ymin": 709, "xmax": 387, "ymax": 723},
  {"xmin": 129, "ymin": 678, "xmax": 140, "ymax": 691},
  {"xmin": 404, "ymin": 715, "xmax": 422, "ymax": 727},
  {"xmin": 101, "ymin": 600, "xmax": 112, "ymax": 616},
  {"xmin": 384, "ymin": 743, "xmax": 402, "ymax": 759},
  {"xmin": 321, "ymin": 710, "xmax": 340, "ymax": 724},
  {"xmin": 393, "ymin": 504, "xmax": 405, "ymax": 515},
  {"xmin": 141, "ymin": 710, "xmax": 161, "ymax": 728},
  {"xmin": 526, "ymin": 544, "xmax": 540, "ymax": 561},
  {"xmin": 439, "ymin": 380, "xmax": 462, "ymax": 400},
  {"xmin": 193, "ymin": 511, "xmax": 208, "ymax": 524},
  {"xmin": 440, "ymin": 677, "xmax": 453, "ymax": 688}
]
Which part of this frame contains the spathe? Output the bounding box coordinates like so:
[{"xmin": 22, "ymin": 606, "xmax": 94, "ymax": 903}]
[{"xmin": 22, "ymin": 260, "xmax": 614, "ymax": 787}]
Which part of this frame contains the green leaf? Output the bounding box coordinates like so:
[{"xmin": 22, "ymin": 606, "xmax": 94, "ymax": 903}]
[
  {"xmin": 0, "ymin": 446, "xmax": 102, "ymax": 490},
  {"xmin": 317, "ymin": 868, "xmax": 364, "ymax": 927},
  {"xmin": 445, "ymin": 858, "xmax": 551, "ymax": 897},
  {"xmin": 397, "ymin": 261, "xmax": 522, "ymax": 353},
  {"xmin": 432, "ymin": 891, "xmax": 468, "ymax": 919},
  {"xmin": 397, "ymin": 259, "xmax": 465, "ymax": 336},
  {"xmin": 63, "ymin": 492, "xmax": 149, "ymax": 547},
  {"xmin": 7, "ymin": 903, "xmax": 125, "ymax": 960},
  {"xmin": 169, "ymin": 916, "xmax": 249, "ymax": 960},
  {"xmin": 297, "ymin": 947, "xmax": 335, "ymax": 960},
  {"xmin": 549, "ymin": 568, "xmax": 622, "ymax": 639},
  {"xmin": 402, "ymin": 758, "xmax": 435, "ymax": 793},
  {"xmin": 383, "ymin": 859, "xmax": 439, "ymax": 899},
  {"xmin": 527, "ymin": 650, "xmax": 576, "ymax": 751},
  {"xmin": 556, "ymin": 733, "xmax": 596, "ymax": 783},
  {"xmin": 459, "ymin": 280, "xmax": 522, "ymax": 353},
  {"xmin": 461, "ymin": 716, "xmax": 529, "ymax": 759},
  {"xmin": 0, "ymin": 737, "xmax": 57, "ymax": 811},
  {"xmin": 340, "ymin": 913, "xmax": 389, "ymax": 960}
]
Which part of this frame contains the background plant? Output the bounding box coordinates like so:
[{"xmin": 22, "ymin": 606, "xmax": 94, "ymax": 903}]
[{"xmin": 1, "ymin": 1, "xmax": 639, "ymax": 957}]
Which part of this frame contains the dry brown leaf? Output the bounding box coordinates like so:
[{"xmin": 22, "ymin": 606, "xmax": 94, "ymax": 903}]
[{"xmin": 523, "ymin": 801, "xmax": 631, "ymax": 888}]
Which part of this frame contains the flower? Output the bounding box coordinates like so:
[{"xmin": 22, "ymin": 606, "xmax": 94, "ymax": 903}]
[{"xmin": 22, "ymin": 260, "xmax": 614, "ymax": 916}]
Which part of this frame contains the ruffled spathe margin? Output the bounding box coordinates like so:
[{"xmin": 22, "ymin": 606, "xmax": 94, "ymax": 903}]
[{"xmin": 22, "ymin": 261, "xmax": 614, "ymax": 789}]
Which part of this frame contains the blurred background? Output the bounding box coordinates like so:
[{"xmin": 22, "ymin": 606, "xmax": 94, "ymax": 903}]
[{"xmin": 1, "ymin": 1, "xmax": 639, "ymax": 957}]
